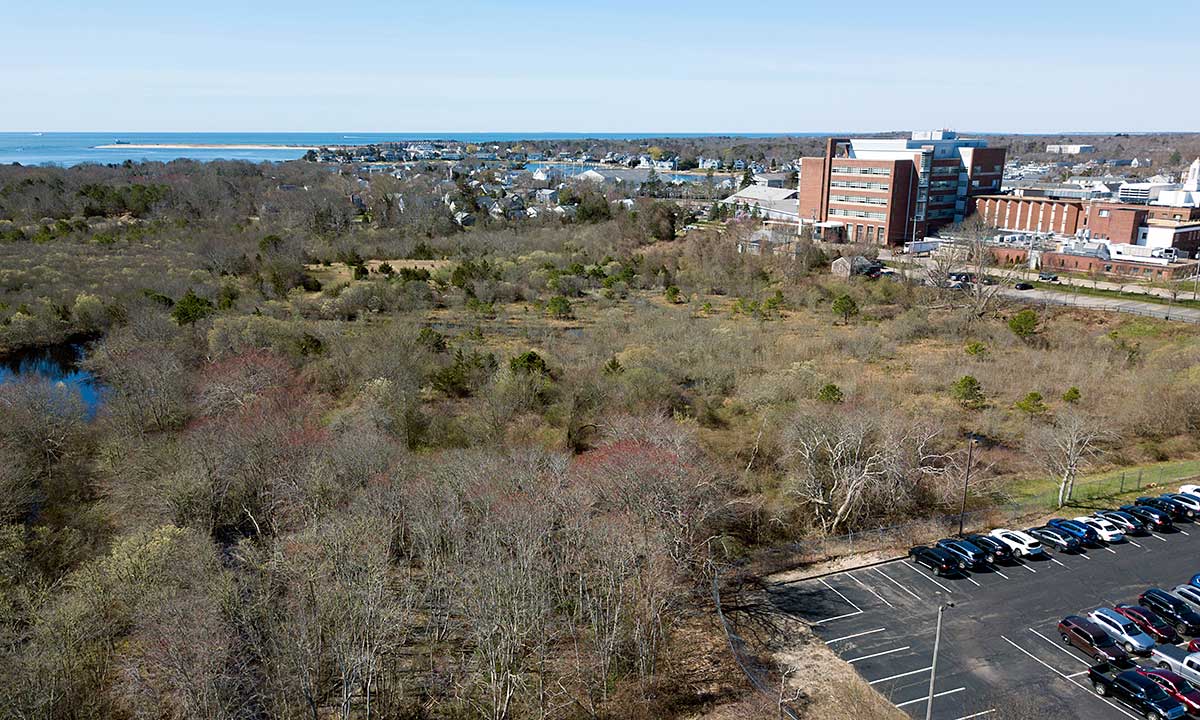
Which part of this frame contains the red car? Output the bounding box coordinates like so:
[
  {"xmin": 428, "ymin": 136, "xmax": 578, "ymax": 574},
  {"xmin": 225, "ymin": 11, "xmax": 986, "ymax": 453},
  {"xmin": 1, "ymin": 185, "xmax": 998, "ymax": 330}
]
[
  {"xmin": 1136, "ymin": 668, "xmax": 1200, "ymax": 715},
  {"xmin": 1117, "ymin": 603, "xmax": 1183, "ymax": 644},
  {"xmin": 1189, "ymin": 638, "xmax": 1200, "ymax": 654},
  {"xmin": 1058, "ymin": 615, "xmax": 1130, "ymax": 664}
]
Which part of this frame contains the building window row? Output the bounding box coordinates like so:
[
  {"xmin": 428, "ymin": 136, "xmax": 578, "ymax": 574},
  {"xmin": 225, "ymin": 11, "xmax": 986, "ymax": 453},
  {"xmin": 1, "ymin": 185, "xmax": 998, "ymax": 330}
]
[
  {"xmin": 928, "ymin": 180, "xmax": 958, "ymax": 191},
  {"xmin": 931, "ymin": 166, "xmax": 961, "ymax": 176},
  {"xmin": 829, "ymin": 194, "xmax": 888, "ymax": 206},
  {"xmin": 831, "ymin": 165, "xmax": 890, "ymax": 176},
  {"xmin": 830, "ymin": 179, "xmax": 889, "ymax": 191},
  {"xmin": 829, "ymin": 208, "xmax": 887, "ymax": 220}
]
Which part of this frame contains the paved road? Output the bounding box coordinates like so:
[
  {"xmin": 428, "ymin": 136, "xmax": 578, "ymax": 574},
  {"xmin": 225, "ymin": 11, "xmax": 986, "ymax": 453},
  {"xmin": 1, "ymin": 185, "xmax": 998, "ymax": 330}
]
[
  {"xmin": 1002, "ymin": 286, "xmax": 1200, "ymax": 323},
  {"xmin": 877, "ymin": 250, "xmax": 1200, "ymax": 323},
  {"xmin": 771, "ymin": 517, "xmax": 1200, "ymax": 720}
]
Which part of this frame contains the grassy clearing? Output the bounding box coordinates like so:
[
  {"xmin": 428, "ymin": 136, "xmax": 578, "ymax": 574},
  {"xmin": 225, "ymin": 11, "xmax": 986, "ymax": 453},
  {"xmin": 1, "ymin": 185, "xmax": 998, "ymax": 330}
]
[{"xmin": 1007, "ymin": 457, "xmax": 1200, "ymax": 509}]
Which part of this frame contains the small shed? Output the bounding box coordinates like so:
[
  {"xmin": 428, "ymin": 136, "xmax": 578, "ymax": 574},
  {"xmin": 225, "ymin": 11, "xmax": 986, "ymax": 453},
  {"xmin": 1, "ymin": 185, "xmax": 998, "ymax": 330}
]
[{"xmin": 831, "ymin": 255, "xmax": 878, "ymax": 279}]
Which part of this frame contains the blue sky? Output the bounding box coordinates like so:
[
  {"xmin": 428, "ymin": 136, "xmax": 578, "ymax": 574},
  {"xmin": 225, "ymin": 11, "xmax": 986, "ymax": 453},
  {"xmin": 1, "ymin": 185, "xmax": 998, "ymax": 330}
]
[{"xmin": 3, "ymin": 0, "xmax": 1197, "ymax": 133}]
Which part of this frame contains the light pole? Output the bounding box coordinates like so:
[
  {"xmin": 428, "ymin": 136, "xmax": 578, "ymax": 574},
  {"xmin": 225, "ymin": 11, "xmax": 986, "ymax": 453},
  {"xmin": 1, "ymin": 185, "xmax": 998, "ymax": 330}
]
[
  {"xmin": 926, "ymin": 600, "xmax": 955, "ymax": 720},
  {"xmin": 958, "ymin": 437, "xmax": 977, "ymax": 537}
]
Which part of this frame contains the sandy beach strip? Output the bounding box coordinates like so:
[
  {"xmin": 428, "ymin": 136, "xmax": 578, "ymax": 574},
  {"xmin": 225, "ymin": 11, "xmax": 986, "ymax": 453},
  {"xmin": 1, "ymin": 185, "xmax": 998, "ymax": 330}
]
[{"xmin": 93, "ymin": 143, "xmax": 318, "ymax": 150}]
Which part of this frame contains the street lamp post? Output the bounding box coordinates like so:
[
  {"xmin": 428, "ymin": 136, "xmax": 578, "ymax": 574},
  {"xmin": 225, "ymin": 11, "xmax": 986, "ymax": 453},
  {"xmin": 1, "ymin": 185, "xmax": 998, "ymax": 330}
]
[
  {"xmin": 957, "ymin": 438, "xmax": 976, "ymax": 537},
  {"xmin": 926, "ymin": 601, "xmax": 955, "ymax": 720}
]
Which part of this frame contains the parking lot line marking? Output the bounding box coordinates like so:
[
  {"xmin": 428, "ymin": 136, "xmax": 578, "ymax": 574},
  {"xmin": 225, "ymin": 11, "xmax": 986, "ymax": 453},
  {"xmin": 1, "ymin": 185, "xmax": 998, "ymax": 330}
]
[
  {"xmin": 904, "ymin": 562, "xmax": 955, "ymax": 594},
  {"xmin": 873, "ymin": 567, "xmax": 921, "ymax": 600},
  {"xmin": 990, "ymin": 566, "xmax": 1009, "ymax": 580},
  {"xmin": 1078, "ymin": 552, "xmax": 1092, "ymax": 560},
  {"xmin": 819, "ymin": 578, "xmax": 863, "ymax": 613},
  {"xmin": 1153, "ymin": 534, "xmax": 1169, "ymax": 542},
  {"xmin": 848, "ymin": 573, "xmax": 894, "ymax": 608},
  {"xmin": 1180, "ymin": 529, "xmax": 1190, "ymax": 536},
  {"xmin": 964, "ymin": 575, "xmax": 982, "ymax": 587},
  {"xmin": 869, "ymin": 665, "xmax": 932, "ymax": 684},
  {"xmin": 1050, "ymin": 557, "xmax": 1067, "ymax": 567},
  {"xmin": 825, "ymin": 627, "xmax": 885, "ymax": 644},
  {"xmin": 953, "ymin": 710, "xmax": 996, "ymax": 720},
  {"xmin": 895, "ymin": 687, "xmax": 964, "ymax": 708},
  {"xmin": 813, "ymin": 610, "xmax": 862, "ymax": 625},
  {"xmin": 1029, "ymin": 628, "xmax": 1091, "ymax": 666},
  {"xmin": 1000, "ymin": 635, "xmax": 1141, "ymax": 720},
  {"xmin": 847, "ymin": 645, "xmax": 910, "ymax": 664},
  {"xmin": 1128, "ymin": 540, "xmax": 1143, "ymax": 548},
  {"xmin": 1104, "ymin": 547, "xmax": 1117, "ymax": 554},
  {"xmin": 1017, "ymin": 561, "xmax": 1037, "ymax": 573},
  {"xmin": 1067, "ymin": 670, "xmax": 1088, "ymax": 678}
]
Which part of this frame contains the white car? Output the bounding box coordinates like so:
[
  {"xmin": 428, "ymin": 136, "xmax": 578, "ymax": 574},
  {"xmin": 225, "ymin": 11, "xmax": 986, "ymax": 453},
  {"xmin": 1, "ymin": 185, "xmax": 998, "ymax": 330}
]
[
  {"xmin": 1088, "ymin": 607, "xmax": 1155, "ymax": 654},
  {"xmin": 989, "ymin": 528, "xmax": 1048, "ymax": 558},
  {"xmin": 1168, "ymin": 493, "xmax": 1200, "ymax": 513},
  {"xmin": 1181, "ymin": 484, "xmax": 1200, "ymax": 496},
  {"xmin": 1175, "ymin": 585, "xmax": 1200, "ymax": 613},
  {"xmin": 1075, "ymin": 515, "xmax": 1125, "ymax": 543}
]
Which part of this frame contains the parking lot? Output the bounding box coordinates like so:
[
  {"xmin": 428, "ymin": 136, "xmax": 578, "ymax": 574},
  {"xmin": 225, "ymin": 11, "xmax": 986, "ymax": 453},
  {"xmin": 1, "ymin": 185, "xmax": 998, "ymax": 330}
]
[{"xmin": 769, "ymin": 520, "xmax": 1200, "ymax": 720}]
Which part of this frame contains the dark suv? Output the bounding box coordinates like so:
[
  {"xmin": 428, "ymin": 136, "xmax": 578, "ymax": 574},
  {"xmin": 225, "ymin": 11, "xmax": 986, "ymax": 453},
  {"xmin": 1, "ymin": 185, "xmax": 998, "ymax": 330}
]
[
  {"xmin": 1137, "ymin": 496, "xmax": 1195, "ymax": 522},
  {"xmin": 934, "ymin": 538, "xmax": 987, "ymax": 570},
  {"xmin": 1139, "ymin": 588, "xmax": 1200, "ymax": 636},
  {"xmin": 908, "ymin": 546, "xmax": 961, "ymax": 576},
  {"xmin": 963, "ymin": 533, "xmax": 1013, "ymax": 564},
  {"xmin": 1058, "ymin": 615, "xmax": 1131, "ymax": 665},
  {"xmin": 1122, "ymin": 504, "xmax": 1174, "ymax": 531}
]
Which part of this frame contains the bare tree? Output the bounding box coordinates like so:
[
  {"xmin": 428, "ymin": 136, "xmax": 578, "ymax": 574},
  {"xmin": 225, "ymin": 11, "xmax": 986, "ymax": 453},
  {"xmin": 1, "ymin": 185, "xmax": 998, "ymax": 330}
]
[
  {"xmin": 779, "ymin": 411, "xmax": 947, "ymax": 534},
  {"xmin": 1027, "ymin": 411, "xmax": 1111, "ymax": 507}
]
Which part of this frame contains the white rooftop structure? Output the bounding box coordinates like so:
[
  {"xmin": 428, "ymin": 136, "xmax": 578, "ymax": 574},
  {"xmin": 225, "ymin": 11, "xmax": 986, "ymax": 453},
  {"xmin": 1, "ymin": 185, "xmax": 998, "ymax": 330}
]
[{"xmin": 1153, "ymin": 158, "xmax": 1200, "ymax": 208}]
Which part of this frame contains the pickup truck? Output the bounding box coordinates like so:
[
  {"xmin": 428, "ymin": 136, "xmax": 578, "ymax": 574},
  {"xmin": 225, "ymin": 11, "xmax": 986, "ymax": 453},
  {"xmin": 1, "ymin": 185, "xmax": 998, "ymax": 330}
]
[
  {"xmin": 1150, "ymin": 644, "xmax": 1200, "ymax": 685},
  {"xmin": 1089, "ymin": 663, "xmax": 1188, "ymax": 720}
]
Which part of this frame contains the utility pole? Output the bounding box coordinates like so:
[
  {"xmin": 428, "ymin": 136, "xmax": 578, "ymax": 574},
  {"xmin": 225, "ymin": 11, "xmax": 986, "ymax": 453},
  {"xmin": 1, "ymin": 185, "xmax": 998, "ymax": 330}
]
[
  {"xmin": 958, "ymin": 437, "xmax": 976, "ymax": 537},
  {"xmin": 926, "ymin": 601, "xmax": 955, "ymax": 720}
]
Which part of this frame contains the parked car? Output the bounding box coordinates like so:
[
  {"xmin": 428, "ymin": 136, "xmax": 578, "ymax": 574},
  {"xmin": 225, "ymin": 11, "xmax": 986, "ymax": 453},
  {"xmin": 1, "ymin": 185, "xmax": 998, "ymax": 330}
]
[
  {"xmin": 1188, "ymin": 638, "xmax": 1200, "ymax": 654},
  {"xmin": 1174, "ymin": 585, "xmax": 1200, "ymax": 613},
  {"xmin": 1014, "ymin": 282, "xmax": 1034, "ymax": 290},
  {"xmin": 1089, "ymin": 607, "xmax": 1156, "ymax": 654},
  {"xmin": 934, "ymin": 538, "xmax": 988, "ymax": 570},
  {"xmin": 1134, "ymin": 668, "xmax": 1200, "ymax": 716},
  {"xmin": 1150, "ymin": 644, "xmax": 1200, "ymax": 688},
  {"xmin": 1075, "ymin": 515, "xmax": 1126, "ymax": 543},
  {"xmin": 1059, "ymin": 615, "xmax": 1131, "ymax": 664},
  {"xmin": 1116, "ymin": 604, "xmax": 1182, "ymax": 645},
  {"xmin": 908, "ymin": 545, "xmax": 961, "ymax": 576},
  {"xmin": 1096, "ymin": 509, "xmax": 1148, "ymax": 536},
  {"xmin": 1038, "ymin": 272, "xmax": 1059, "ymax": 282},
  {"xmin": 1180, "ymin": 484, "xmax": 1200, "ymax": 497},
  {"xmin": 1089, "ymin": 665, "xmax": 1187, "ymax": 720},
  {"xmin": 1122, "ymin": 504, "xmax": 1175, "ymax": 531},
  {"xmin": 1048, "ymin": 518, "xmax": 1102, "ymax": 546},
  {"xmin": 989, "ymin": 528, "xmax": 1048, "ymax": 558},
  {"xmin": 1167, "ymin": 493, "xmax": 1200, "ymax": 514},
  {"xmin": 1189, "ymin": 574, "xmax": 1200, "ymax": 592},
  {"xmin": 1140, "ymin": 589, "xmax": 1200, "ymax": 636},
  {"xmin": 1138, "ymin": 496, "xmax": 1195, "ymax": 522},
  {"xmin": 1029, "ymin": 525, "xmax": 1082, "ymax": 553},
  {"xmin": 963, "ymin": 533, "xmax": 1013, "ymax": 564}
]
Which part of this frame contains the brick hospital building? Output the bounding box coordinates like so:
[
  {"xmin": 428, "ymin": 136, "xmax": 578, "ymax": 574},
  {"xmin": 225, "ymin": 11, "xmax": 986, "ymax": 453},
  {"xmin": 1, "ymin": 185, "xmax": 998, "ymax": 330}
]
[{"xmin": 798, "ymin": 130, "xmax": 1006, "ymax": 246}]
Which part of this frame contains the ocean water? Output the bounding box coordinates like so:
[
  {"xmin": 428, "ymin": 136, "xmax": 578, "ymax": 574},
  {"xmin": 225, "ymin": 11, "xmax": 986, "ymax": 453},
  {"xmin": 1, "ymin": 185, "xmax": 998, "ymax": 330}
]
[{"xmin": 0, "ymin": 132, "xmax": 818, "ymax": 167}]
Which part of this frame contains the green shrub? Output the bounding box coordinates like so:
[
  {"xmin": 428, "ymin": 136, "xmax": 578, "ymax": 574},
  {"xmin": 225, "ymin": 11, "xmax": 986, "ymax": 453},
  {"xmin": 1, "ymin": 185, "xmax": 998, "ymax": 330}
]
[
  {"xmin": 1015, "ymin": 391, "xmax": 1048, "ymax": 415},
  {"xmin": 952, "ymin": 375, "xmax": 985, "ymax": 409},
  {"xmin": 831, "ymin": 294, "xmax": 858, "ymax": 323},
  {"xmin": 1008, "ymin": 309, "xmax": 1038, "ymax": 339},
  {"xmin": 546, "ymin": 296, "xmax": 573, "ymax": 319},
  {"xmin": 964, "ymin": 341, "xmax": 988, "ymax": 357},
  {"xmin": 816, "ymin": 383, "xmax": 844, "ymax": 404},
  {"xmin": 171, "ymin": 289, "xmax": 214, "ymax": 326},
  {"xmin": 1062, "ymin": 386, "xmax": 1081, "ymax": 404}
]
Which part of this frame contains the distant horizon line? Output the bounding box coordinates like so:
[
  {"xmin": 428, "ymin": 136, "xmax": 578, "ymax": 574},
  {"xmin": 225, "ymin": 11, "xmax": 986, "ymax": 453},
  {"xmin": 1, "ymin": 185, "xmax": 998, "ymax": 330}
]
[{"xmin": 0, "ymin": 130, "xmax": 1189, "ymax": 137}]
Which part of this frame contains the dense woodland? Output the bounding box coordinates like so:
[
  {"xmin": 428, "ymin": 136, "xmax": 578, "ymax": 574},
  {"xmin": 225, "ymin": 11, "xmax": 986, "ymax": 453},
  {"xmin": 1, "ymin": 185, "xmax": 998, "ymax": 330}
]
[{"xmin": 3, "ymin": 156, "xmax": 1200, "ymax": 719}]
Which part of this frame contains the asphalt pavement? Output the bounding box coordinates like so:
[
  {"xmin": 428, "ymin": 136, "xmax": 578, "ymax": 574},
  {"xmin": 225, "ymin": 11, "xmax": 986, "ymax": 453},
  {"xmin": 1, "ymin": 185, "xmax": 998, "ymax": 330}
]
[{"xmin": 769, "ymin": 517, "xmax": 1200, "ymax": 720}]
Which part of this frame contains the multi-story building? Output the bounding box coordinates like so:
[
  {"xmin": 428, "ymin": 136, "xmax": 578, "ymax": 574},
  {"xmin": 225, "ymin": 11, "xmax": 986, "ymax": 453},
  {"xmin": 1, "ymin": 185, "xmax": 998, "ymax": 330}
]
[
  {"xmin": 1046, "ymin": 144, "xmax": 1095, "ymax": 154},
  {"xmin": 798, "ymin": 130, "xmax": 1006, "ymax": 246}
]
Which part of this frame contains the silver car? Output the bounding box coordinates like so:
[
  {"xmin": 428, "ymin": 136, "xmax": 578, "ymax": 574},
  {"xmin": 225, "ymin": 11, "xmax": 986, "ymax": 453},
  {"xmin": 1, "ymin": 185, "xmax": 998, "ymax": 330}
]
[
  {"xmin": 1088, "ymin": 607, "xmax": 1155, "ymax": 654},
  {"xmin": 1174, "ymin": 585, "xmax": 1200, "ymax": 613}
]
